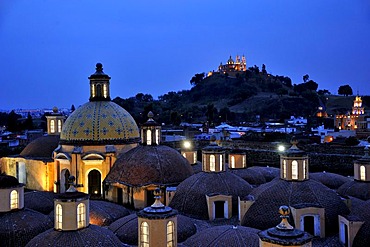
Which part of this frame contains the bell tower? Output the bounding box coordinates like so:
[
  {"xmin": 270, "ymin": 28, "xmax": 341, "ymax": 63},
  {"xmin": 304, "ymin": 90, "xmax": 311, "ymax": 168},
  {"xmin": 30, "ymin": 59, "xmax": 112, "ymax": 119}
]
[{"xmin": 88, "ymin": 63, "xmax": 111, "ymax": 101}]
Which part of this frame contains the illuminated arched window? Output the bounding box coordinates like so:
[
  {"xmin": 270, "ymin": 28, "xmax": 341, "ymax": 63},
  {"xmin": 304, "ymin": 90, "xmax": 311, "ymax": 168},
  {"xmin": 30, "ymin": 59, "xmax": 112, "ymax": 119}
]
[
  {"xmin": 283, "ymin": 160, "xmax": 286, "ymax": 178},
  {"xmin": 242, "ymin": 155, "xmax": 246, "ymax": 168},
  {"xmin": 360, "ymin": 165, "xmax": 366, "ymax": 181},
  {"xmin": 210, "ymin": 155, "xmax": 216, "ymax": 171},
  {"xmin": 220, "ymin": 155, "xmax": 223, "ymax": 170},
  {"xmin": 231, "ymin": 156, "xmax": 235, "ymax": 168},
  {"xmin": 292, "ymin": 160, "xmax": 298, "ymax": 180},
  {"xmin": 50, "ymin": 120, "xmax": 55, "ymax": 133},
  {"xmin": 140, "ymin": 222, "xmax": 149, "ymax": 247},
  {"xmin": 167, "ymin": 221, "xmax": 174, "ymax": 247},
  {"xmin": 10, "ymin": 190, "xmax": 18, "ymax": 209},
  {"xmin": 303, "ymin": 160, "xmax": 307, "ymax": 179},
  {"xmin": 155, "ymin": 129, "xmax": 160, "ymax": 144},
  {"xmin": 146, "ymin": 129, "xmax": 152, "ymax": 145},
  {"xmin": 57, "ymin": 120, "xmax": 62, "ymax": 132},
  {"xmin": 77, "ymin": 203, "xmax": 86, "ymax": 229},
  {"xmin": 92, "ymin": 85, "xmax": 96, "ymax": 97},
  {"xmin": 56, "ymin": 204, "xmax": 63, "ymax": 230},
  {"xmin": 103, "ymin": 84, "xmax": 107, "ymax": 98},
  {"xmin": 193, "ymin": 153, "xmax": 197, "ymax": 164}
]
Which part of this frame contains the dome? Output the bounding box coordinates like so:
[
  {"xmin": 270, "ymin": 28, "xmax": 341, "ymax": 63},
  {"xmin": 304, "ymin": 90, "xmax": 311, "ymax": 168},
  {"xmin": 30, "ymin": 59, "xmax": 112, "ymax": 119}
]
[
  {"xmin": 310, "ymin": 172, "xmax": 351, "ymax": 190},
  {"xmin": 248, "ymin": 166, "xmax": 280, "ymax": 182},
  {"xmin": 20, "ymin": 135, "xmax": 59, "ymax": 160},
  {"xmin": 182, "ymin": 225, "xmax": 260, "ymax": 247},
  {"xmin": 25, "ymin": 224, "xmax": 122, "ymax": 247},
  {"xmin": 241, "ymin": 178, "xmax": 350, "ymax": 235},
  {"xmin": 60, "ymin": 101, "xmax": 140, "ymax": 145},
  {"xmin": 352, "ymin": 199, "xmax": 370, "ymax": 246},
  {"xmin": 105, "ymin": 145, "xmax": 193, "ymax": 187},
  {"xmin": 169, "ymin": 172, "xmax": 252, "ymax": 219},
  {"xmin": 24, "ymin": 191, "xmax": 56, "ymax": 214},
  {"xmin": 89, "ymin": 200, "xmax": 130, "ymax": 226},
  {"xmin": 228, "ymin": 167, "xmax": 266, "ymax": 185},
  {"xmin": 0, "ymin": 208, "xmax": 53, "ymax": 247},
  {"xmin": 109, "ymin": 213, "xmax": 197, "ymax": 245},
  {"xmin": 0, "ymin": 174, "xmax": 19, "ymax": 188},
  {"xmin": 338, "ymin": 181, "xmax": 370, "ymax": 200}
]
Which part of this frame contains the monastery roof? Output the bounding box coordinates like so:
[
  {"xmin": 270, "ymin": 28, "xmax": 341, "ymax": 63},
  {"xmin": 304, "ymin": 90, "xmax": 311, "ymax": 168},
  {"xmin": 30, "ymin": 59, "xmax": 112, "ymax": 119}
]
[
  {"xmin": 89, "ymin": 200, "xmax": 131, "ymax": 226},
  {"xmin": 228, "ymin": 167, "xmax": 267, "ymax": 185},
  {"xmin": 338, "ymin": 180, "xmax": 370, "ymax": 200},
  {"xmin": 169, "ymin": 172, "xmax": 252, "ymax": 220},
  {"xmin": 248, "ymin": 166, "xmax": 280, "ymax": 182},
  {"xmin": 60, "ymin": 101, "xmax": 140, "ymax": 145},
  {"xmin": 241, "ymin": 178, "xmax": 349, "ymax": 236},
  {"xmin": 351, "ymin": 199, "xmax": 370, "ymax": 246},
  {"xmin": 24, "ymin": 191, "xmax": 56, "ymax": 214},
  {"xmin": 25, "ymin": 224, "xmax": 122, "ymax": 247},
  {"xmin": 310, "ymin": 171, "xmax": 351, "ymax": 190},
  {"xmin": 0, "ymin": 174, "xmax": 20, "ymax": 188},
  {"xmin": 182, "ymin": 225, "xmax": 260, "ymax": 247},
  {"xmin": 109, "ymin": 213, "xmax": 197, "ymax": 245},
  {"xmin": 0, "ymin": 208, "xmax": 53, "ymax": 247},
  {"xmin": 20, "ymin": 135, "xmax": 59, "ymax": 160},
  {"xmin": 105, "ymin": 145, "xmax": 193, "ymax": 187}
]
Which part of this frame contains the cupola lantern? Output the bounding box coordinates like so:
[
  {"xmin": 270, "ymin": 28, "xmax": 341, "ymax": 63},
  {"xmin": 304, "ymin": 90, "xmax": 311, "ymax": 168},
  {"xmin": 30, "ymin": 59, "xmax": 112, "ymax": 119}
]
[{"xmin": 88, "ymin": 63, "xmax": 111, "ymax": 101}]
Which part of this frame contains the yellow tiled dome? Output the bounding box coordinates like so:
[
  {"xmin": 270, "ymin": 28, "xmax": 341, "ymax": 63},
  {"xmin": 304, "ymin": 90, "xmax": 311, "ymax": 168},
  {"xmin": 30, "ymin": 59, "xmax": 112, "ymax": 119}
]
[{"xmin": 60, "ymin": 101, "xmax": 140, "ymax": 145}]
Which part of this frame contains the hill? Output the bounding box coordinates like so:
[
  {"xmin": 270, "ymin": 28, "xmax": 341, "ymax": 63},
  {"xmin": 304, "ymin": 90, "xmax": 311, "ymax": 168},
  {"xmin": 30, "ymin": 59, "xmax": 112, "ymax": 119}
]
[{"xmin": 113, "ymin": 70, "xmax": 369, "ymax": 126}]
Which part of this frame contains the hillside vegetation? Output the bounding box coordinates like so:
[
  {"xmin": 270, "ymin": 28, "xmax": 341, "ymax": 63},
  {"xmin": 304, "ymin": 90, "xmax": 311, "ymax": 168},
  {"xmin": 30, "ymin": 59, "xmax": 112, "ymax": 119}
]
[{"xmin": 113, "ymin": 68, "xmax": 368, "ymax": 126}]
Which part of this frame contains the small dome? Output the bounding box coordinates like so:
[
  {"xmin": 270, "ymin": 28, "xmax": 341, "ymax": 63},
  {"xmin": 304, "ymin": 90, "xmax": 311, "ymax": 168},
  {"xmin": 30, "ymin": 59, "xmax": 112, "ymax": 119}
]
[
  {"xmin": 60, "ymin": 101, "xmax": 140, "ymax": 145},
  {"xmin": 0, "ymin": 209, "xmax": 53, "ymax": 247},
  {"xmin": 338, "ymin": 181, "xmax": 370, "ymax": 200},
  {"xmin": 20, "ymin": 135, "xmax": 60, "ymax": 160},
  {"xmin": 242, "ymin": 178, "xmax": 349, "ymax": 236},
  {"xmin": 24, "ymin": 191, "xmax": 56, "ymax": 214},
  {"xmin": 105, "ymin": 145, "xmax": 193, "ymax": 186},
  {"xmin": 109, "ymin": 213, "xmax": 197, "ymax": 245},
  {"xmin": 350, "ymin": 199, "xmax": 370, "ymax": 246},
  {"xmin": 25, "ymin": 224, "xmax": 122, "ymax": 247},
  {"xmin": 228, "ymin": 167, "xmax": 267, "ymax": 185},
  {"xmin": 248, "ymin": 166, "xmax": 280, "ymax": 182},
  {"xmin": 310, "ymin": 172, "xmax": 351, "ymax": 190},
  {"xmin": 89, "ymin": 200, "xmax": 130, "ymax": 226},
  {"xmin": 0, "ymin": 174, "xmax": 19, "ymax": 188},
  {"xmin": 183, "ymin": 225, "xmax": 260, "ymax": 247},
  {"xmin": 169, "ymin": 172, "xmax": 252, "ymax": 219}
]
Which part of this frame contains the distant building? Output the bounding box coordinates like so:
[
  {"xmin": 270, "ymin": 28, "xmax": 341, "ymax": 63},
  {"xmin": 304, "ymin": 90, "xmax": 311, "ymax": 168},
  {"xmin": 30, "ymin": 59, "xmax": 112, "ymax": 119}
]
[
  {"xmin": 217, "ymin": 55, "xmax": 247, "ymax": 76},
  {"xmin": 335, "ymin": 95, "xmax": 365, "ymax": 131}
]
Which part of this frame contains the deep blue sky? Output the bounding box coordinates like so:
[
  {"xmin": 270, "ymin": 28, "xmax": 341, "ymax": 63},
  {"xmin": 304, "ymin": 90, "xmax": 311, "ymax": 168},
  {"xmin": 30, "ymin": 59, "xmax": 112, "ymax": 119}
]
[{"xmin": 1, "ymin": 0, "xmax": 370, "ymax": 110}]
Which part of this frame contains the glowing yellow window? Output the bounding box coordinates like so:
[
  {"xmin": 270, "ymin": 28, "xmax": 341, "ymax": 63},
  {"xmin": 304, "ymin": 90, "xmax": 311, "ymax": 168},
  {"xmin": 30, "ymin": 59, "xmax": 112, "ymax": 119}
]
[
  {"xmin": 167, "ymin": 221, "xmax": 174, "ymax": 247},
  {"xmin": 292, "ymin": 160, "xmax": 298, "ymax": 180},
  {"xmin": 57, "ymin": 120, "xmax": 62, "ymax": 132},
  {"xmin": 77, "ymin": 203, "xmax": 86, "ymax": 229},
  {"xmin": 147, "ymin": 129, "xmax": 152, "ymax": 145},
  {"xmin": 210, "ymin": 155, "xmax": 216, "ymax": 171},
  {"xmin": 10, "ymin": 190, "xmax": 18, "ymax": 209},
  {"xmin": 140, "ymin": 222, "xmax": 149, "ymax": 247},
  {"xmin": 50, "ymin": 120, "xmax": 55, "ymax": 133},
  {"xmin": 231, "ymin": 156, "xmax": 235, "ymax": 168},
  {"xmin": 360, "ymin": 165, "xmax": 366, "ymax": 181},
  {"xmin": 56, "ymin": 204, "xmax": 63, "ymax": 230}
]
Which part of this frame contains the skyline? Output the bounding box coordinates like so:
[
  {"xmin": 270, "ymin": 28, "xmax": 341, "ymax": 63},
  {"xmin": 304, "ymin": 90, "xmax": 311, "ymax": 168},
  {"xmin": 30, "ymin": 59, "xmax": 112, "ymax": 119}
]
[{"xmin": 1, "ymin": 0, "xmax": 370, "ymax": 110}]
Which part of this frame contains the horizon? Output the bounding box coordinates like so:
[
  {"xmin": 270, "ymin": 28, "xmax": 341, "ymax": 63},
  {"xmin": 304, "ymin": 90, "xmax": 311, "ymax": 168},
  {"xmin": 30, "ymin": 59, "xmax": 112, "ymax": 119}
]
[{"xmin": 1, "ymin": 0, "xmax": 370, "ymax": 110}]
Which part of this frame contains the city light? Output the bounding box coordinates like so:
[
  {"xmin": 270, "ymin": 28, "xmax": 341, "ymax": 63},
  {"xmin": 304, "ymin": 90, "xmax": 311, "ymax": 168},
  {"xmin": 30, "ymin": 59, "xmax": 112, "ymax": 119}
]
[
  {"xmin": 183, "ymin": 141, "xmax": 191, "ymax": 149},
  {"xmin": 278, "ymin": 145, "xmax": 285, "ymax": 152}
]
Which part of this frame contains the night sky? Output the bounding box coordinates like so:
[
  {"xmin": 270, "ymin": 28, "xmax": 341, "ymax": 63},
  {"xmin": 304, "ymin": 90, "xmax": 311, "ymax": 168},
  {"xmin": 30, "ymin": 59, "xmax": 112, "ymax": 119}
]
[{"xmin": 1, "ymin": 0, "xmax": 370, "ymax": 110}]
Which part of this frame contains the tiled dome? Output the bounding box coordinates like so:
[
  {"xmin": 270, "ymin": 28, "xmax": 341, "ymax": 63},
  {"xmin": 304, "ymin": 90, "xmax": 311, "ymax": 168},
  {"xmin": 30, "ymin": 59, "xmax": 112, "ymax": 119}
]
[{"xmin": 60, "ymin": 101, "xmax": 140, "ymax": 145}]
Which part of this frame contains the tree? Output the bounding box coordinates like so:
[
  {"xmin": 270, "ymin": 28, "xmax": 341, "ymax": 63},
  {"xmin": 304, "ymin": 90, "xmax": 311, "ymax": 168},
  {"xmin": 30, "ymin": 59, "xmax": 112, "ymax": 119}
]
[
  {"xmin": 338, "ymin": 85, "xmax": 353, "ymax": 96},
  {"xmin": 190, "ymin": 73, "xmax": 205, "ymax": 86},
  {"xmin": 261, "ymin": 64, "xmax": 267, "ymax": 74},
  {"xmin": 71, "ymin": 104, "xmax": 76, "ymax": 112},
  {"xmin": 317, "ymin": 89, "xmax": 331, "ymax": 95},
  {"xmin": 305, "ymin": 80, "xmax": 318, "ymax": 91},
  {"xmin": 303, "ymin": 74, "xmax": 309, "ymax": 83},
  {"xmin": 24, "ymin": 113, "xmax": 34, "ymax": 130},
  {"xmin": 6, "ymin": 110, "xmax": 21, "ymax": 132}
]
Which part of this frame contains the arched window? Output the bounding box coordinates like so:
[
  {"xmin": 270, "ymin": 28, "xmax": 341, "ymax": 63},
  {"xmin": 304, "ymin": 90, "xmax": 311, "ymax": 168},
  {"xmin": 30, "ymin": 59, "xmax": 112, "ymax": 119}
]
[
  {"xmin": 220, "ymin": 155, "xmax": 223, "ymax": 171},
  {"xmin": 231, "ymin": 156, "xmax": 235, "ymax": 169},
  {"xmin": 193, "ymin": 153, "xmax": 197, "ymax": 164},
  {"xmin": 92, "ymin": 85, "xmax": 96, "ymax": 97},
  {"xmin": 77, "ymin": 203, "xmax": 86, "ymax": 229},
  {"xmin": 140, "ymin": 222, "xmax": 149, "ymax": 247},
  {"xmin": 283, "ymin": 160, "xmax": 286, "ymax": 179},
  {"xmin": 50, "ymin": 120, "xmax": 55, "ymax": 133},
  {"xmin": 155, "ymin": 129, "xmax": 160, "ymax": 144},
  {"xmin": 103, "ymin": 84, "xmax": 107, "ymax": 98},
  {"xmin": 292, "ymin": 160, "xmax": 298, "ymax": 180},
  {"xmin": 147, "ymin": 129, "xmax": 152, "ymax": 145},
  {"xmin": 10, "ymin": 190, "xmax": 18, "ymax": 209},
  {"xmin": 56, "ymin": 204, "xmax": 63, "ymax": 230},
  {"xmin": 167, "ymin": 221, "xmax": 174, "ymax": 247},
  {"xmin": 242, "ymin": 155, "xmax": 246, "ymax": 168},
  {"xmin": 360, "ymin": 165, "xmax": 366, "ymax": 181},
  {"xmin": 303, "ymin": 160, "xmax": 307, "ymax": 179},
  {"xmin": 57, "ymin": 120, "xmax": 62, "ymax": 132},
  {"xmin": 210, "ymin": 155, "xmax": 216, "ymax": 171}
]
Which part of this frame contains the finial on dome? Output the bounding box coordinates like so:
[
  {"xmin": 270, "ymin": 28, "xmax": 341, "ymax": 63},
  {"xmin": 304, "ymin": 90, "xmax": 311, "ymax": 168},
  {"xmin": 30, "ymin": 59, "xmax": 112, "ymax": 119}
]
[
  {"xmin": 96, "ymin": 63, "xmax": 103, "ymax": 72},
  {"xmin": 276, "ymin": 205, "xmax": 294, "ymax": 230},
  {"xmin": 66, "ymin": 176, "xmax": 77, "ymax": 193},
  {"xmin": 147, "ymin": 111, "xmax": 154, "ymax": 119},
  {"xmin": 52, "ymin": 107, "xmax": 58, "ymax": 113},
  {"xmin": 151, "ymin": 188, "xmax": 165, "ymax": 209}
]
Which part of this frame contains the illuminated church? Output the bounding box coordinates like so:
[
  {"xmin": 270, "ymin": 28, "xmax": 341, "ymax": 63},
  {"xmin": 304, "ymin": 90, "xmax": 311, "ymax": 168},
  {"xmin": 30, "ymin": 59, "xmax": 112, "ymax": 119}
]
[
  {"xmin": 218, "ymin": 54, "xmax": 247, "ymax": 75},
  {"xmin": 335, "ymin": 95, "xmax": 365, "ymax": 130}
]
